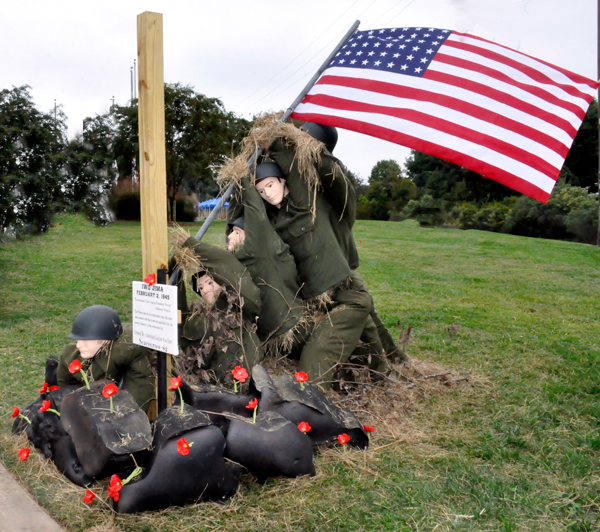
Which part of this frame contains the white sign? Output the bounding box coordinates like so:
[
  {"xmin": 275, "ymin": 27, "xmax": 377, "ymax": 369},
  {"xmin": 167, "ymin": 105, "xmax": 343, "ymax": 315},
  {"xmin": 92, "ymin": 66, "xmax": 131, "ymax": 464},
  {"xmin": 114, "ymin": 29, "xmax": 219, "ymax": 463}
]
[{"xmin": 132, "ymin": 281, "xmax": 179, "ymax": 355}]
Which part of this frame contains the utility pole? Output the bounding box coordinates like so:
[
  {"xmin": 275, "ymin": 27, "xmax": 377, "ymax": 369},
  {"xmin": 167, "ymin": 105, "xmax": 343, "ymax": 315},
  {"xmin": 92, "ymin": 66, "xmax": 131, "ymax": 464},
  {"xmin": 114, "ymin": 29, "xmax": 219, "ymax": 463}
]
[
  {"xmin": 130, "ymin": 66, "xmax": 134, "ymax": 103},
  {"xmin": 54, "ymin": 99, "xmax": 57, "ymax": 121},
  {"xmin": 133, "ymin": 59, "xmax": 137, "ymax": 99},
  {"xmin": 111, "ymin": 95, "xmax": 115, "ymax": 108}
]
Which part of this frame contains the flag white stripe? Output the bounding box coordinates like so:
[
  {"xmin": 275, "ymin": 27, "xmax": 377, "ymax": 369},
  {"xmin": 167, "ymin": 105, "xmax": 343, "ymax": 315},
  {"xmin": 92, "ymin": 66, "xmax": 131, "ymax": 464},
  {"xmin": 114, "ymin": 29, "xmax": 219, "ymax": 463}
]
[
  {"xmin": 440, "ymin": 45, "xmax": 592, "ymax": 109},
  {"xmin": 322, "ymin": 67, "xmax": 574, "ymax": 147},
  {"xmin": 446, "ymin": 34, "xmax": 598, "ymax": 97},
  {"xmin": 306, "ymin": 83, "xmax": 564, "ymax": 170},
  {"xmin": 294, "ymin": 101, "xmax": 556, "ymax": 193},
  {"xmin": 429, "ymin": 61, "xmax": 582, "ymax": 128}
]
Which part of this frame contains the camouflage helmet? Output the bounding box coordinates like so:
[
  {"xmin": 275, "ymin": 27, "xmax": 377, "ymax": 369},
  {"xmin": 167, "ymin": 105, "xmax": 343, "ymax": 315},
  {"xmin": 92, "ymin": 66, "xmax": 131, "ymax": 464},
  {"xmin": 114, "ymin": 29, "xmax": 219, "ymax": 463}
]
[{"xmin": 68, "ymin": 305, "xmax": 123, "ymax": 341}]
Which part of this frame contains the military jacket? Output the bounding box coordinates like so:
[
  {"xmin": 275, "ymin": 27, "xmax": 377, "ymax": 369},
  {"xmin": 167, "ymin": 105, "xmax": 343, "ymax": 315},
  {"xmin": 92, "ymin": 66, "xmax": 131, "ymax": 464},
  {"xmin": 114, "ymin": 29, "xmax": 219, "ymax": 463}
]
[
  {"xmin": 266, "ymin": 138, "xmax": 352, "ymax": 299},
  {"xmin": 228, "ymin": 177, "xmax": 304, "ymax": 340},
  {"xmin": 57, "ymin": 336, "xmax": 155, "ymax": 413}
]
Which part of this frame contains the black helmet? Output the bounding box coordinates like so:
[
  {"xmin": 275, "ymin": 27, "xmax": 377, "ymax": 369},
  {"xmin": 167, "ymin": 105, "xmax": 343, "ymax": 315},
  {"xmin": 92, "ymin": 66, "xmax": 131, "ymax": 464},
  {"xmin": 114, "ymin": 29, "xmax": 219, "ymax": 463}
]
[
  {"xmin": 300, "ymin": 122, "xmax": 338, "ymax": 152},
  {"xmin": 255, "ymin": 162, "xmax": 285, "ymax": 183},
  {"xmin": 68, "ymin": 305, "xmax": 123, "ymax": 341},
  {"xmin": 190, "ymin": 269, "xmax": 208, "ymax": 295},
  {"xmin": 228, "ymin": 215, "xmax": 245, "ymax": 231}
]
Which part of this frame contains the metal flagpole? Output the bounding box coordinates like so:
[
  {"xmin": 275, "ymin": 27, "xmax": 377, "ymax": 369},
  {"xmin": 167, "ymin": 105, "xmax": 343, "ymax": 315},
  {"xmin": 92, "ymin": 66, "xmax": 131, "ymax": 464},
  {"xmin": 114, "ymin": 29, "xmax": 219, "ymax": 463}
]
[{"xmin": 193, "ymin": 19, "xmax": 361, "ymax": 241}]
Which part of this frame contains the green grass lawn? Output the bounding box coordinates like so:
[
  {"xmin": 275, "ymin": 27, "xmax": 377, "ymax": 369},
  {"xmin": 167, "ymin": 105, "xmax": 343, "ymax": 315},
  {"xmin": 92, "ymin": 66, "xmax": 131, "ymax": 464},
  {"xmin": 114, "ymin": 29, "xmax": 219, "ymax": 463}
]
[{"xmin": 1, "ymin": 213, "xmax": 598, "ymax": 531}]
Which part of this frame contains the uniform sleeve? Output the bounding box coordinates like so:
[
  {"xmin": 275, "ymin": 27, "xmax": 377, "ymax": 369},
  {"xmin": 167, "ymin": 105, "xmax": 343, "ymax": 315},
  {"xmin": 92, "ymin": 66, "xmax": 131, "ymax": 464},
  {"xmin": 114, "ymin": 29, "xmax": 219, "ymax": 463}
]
[
  {"xmin": 120, "ymin": 350, "xmax": 155, "ymax": 413},
  {"xmin": 318, "ymin": 151, "xmax": 356, "ymax": 224},
  {"xmin": 238, "ymin": 176, "xmax": 273, "ymax": 254},
  {"xmin": 57, "ymin": 344, "xmax": 83, "ymax": 387}
]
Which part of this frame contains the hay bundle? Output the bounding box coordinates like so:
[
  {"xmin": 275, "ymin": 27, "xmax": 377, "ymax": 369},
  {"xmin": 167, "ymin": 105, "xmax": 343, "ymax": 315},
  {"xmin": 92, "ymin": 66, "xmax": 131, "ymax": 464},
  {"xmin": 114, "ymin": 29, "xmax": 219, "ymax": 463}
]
[{"xmin": 215, "ymin": 112, "xmax": 325, "ymax": 192}]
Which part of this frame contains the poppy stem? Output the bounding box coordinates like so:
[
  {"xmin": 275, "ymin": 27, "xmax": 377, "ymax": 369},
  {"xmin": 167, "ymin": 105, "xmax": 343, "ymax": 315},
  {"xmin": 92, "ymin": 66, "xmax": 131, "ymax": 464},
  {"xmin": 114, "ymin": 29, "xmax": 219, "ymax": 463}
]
[
  {"xmin": 19, "ymin": 414, "xmax": 31, "ymax": 424},
  {"xmin": 252, "ymin": 407, "xmax": 257, "ymax": 424},
  {"xmin": 48, "ymin": 408, "xmax": 61, "ymax": 417},
  {"xmin": 122, "ymin": 466, "xmax": 143, "ymax": 486},
  {"xmin": 300, "ymin": 382, "xmax": 305, "ymax": 391},
  {"xmin": 79, "ymin": 369, "xmax": 90, "ymax": 390},
  {"xmin": 109, "ymin": 396, "xmax": 113, "ymax": 413},
  {"xmin": 178, "ymin": 388, "xmax": 184, "ymax": 414},
  {"xmin": 234, "ymin": 381, "xmax": 238, "ymax": 393}
]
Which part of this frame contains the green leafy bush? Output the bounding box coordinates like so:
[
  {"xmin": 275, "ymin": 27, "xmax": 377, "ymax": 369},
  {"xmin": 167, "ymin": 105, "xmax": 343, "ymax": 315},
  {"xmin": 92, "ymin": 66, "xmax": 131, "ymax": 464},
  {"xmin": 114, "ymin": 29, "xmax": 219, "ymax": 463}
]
[{"xmin": 566, "ymin": 195, "xmax": 599, "ymax": 244}]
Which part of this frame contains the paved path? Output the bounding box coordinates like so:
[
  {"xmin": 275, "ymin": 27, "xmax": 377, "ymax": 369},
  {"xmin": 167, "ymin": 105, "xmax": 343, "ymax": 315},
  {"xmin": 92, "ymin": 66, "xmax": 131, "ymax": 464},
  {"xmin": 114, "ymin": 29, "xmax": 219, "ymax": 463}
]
[{"xmin": 0, "ymin": 461, "xmax": 65, "ymax": 532}]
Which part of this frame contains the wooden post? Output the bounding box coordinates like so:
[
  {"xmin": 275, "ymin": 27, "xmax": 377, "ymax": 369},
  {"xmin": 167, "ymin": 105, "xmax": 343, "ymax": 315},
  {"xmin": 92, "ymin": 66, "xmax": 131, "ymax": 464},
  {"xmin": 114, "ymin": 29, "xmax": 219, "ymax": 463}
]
[
  {"xmin": 137, "ymin": 12, "xmax": 172, "ymax": 415},
  {"xmin": 137, "ymin": 11, "xmax": 168, "ymax": 275}
]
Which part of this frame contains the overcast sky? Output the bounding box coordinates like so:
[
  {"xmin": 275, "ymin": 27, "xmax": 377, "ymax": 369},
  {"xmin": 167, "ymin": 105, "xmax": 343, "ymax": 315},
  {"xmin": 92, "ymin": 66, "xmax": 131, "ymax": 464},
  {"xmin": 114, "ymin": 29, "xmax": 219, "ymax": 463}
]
[{"xmin": 1, "ymin": 0, "xmax": 597, "ymax": 182}]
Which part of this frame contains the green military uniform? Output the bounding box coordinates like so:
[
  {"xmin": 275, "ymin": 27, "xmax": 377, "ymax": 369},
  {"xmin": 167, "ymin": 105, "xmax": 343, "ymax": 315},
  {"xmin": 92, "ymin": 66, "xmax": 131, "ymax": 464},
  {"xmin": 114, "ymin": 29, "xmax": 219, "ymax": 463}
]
[
  {"xmin": 265, "ymin": 137, "xmax": 374, "ymax": 386},
  {"xmin": 226, "ymin": 176, "xmax": 304, "ymax": 343},
  {"xmin": 315, "ymin": 147, "xmax": 404, "ymax": 363},
  {"xmin": 57, "ymin": 333, "xmax": 155, "ymax": 413},
  {"xmin": 177, "ymin": 237, "xmax": 262, "ymax": 382}
]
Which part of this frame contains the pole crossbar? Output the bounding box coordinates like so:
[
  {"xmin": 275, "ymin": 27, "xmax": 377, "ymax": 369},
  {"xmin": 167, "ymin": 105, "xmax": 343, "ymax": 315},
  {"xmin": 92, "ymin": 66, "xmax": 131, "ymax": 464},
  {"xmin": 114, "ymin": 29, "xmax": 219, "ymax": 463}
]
[{"xmin": 193, "ymin": 19, "xmax": 361, "ymax": 241}]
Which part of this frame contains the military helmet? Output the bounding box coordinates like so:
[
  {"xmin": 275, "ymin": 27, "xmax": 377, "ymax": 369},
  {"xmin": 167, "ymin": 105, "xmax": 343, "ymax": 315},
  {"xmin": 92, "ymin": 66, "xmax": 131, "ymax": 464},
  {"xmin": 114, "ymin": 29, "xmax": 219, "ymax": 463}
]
[
  {"xmin": 255, "ymin": 162, "xmax": 285, "ymax": 183},
  {"xmin": 228, "ymin": 215, "xmax": 245, "ymax": 231},
  {"xmin": 300, "ymin": 122, "xmax": 338, "ymax": 152},
  {"xmin": 68, "ymin": 305, "xmax": 123, "ymax": 341}
]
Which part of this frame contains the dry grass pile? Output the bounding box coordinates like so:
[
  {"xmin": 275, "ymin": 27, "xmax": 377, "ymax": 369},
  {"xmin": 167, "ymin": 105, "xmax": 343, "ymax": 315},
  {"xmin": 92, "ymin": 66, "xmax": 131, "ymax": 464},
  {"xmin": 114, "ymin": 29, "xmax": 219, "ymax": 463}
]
[{"xmin": 215, "ymin": 112, "xmax": 325, "ymax": 192}]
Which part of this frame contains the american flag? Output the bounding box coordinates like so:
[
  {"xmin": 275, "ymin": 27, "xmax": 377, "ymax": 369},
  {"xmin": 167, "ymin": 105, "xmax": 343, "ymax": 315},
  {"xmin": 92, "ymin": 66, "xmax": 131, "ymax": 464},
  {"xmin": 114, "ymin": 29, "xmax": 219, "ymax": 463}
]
[{"xmin": 291, "ymin": 27, "xmax": 599, "ymax": 203}]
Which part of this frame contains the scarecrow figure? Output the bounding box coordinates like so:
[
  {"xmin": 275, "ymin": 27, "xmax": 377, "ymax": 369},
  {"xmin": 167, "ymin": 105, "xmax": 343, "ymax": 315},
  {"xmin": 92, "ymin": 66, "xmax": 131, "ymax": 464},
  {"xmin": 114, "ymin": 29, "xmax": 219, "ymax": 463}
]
[
  {"xmin": 225, "ymin": 175, "xmax": 308, "ymax": 352},
  {"xmin": 299, "ymin": 121, "xmax": 407, "ymax": 365},
  {"xmin": 173, "ymin": 236, "xmax": 263, "ymax": 383},
  {"xmin": 57, "ymin": 305, "xmax": 155, "ymax": 413}
]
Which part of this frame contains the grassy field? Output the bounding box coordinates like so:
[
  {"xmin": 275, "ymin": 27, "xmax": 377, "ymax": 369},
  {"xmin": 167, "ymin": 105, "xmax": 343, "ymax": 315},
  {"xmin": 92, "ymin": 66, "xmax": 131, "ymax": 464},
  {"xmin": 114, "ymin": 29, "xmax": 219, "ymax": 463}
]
[{"xmin": 0, "ymin": 213, "xmax": 598, "ymax": 531}]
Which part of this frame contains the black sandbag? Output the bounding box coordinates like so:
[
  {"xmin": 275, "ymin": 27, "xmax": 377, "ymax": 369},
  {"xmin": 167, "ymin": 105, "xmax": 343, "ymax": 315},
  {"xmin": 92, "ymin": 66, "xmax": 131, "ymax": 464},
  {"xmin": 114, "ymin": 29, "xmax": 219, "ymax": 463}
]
[
  {"xmin": 115, "ymin": 405, "xmax": 240, "ymax": 514},
  {"xmin": 21, "ymin": 386, "xmax": 93, "ymax": 486},
  {"xmin": 178, "ymin": 379, "xmax": 257, "ymax": 425},
  {"xmin": 225, "ymin": 411, "xmax": 315, "ymax": 479},
  {"xmin": 45, "ymin": 356, "xmax": 59, "ymax": 387},
  {"xmin": 61, "ymin": 379, "xmax": 152, "ymax": 479},
  {"xmin": 251, "ymin": 365, "xmax": 369, "ymax": 449}
]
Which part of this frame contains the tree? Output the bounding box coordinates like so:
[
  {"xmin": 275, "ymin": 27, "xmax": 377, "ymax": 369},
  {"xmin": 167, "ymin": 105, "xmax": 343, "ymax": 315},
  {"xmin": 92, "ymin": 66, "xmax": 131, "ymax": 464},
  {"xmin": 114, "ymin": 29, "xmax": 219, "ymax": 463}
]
[
  {"xmin": 562, "ymin": 98, "xmax": 598, "ymax": 192},
  {"xmin": 357, "ymin": 159, "xmax": 417, "ymax": 220},
  {"xmin": 0, "ymin": 85, "xmax": 67, "ymax": 233},
  {"xmin": 108, "ymin": 83, "xmax": 250, "ymax": 221}
]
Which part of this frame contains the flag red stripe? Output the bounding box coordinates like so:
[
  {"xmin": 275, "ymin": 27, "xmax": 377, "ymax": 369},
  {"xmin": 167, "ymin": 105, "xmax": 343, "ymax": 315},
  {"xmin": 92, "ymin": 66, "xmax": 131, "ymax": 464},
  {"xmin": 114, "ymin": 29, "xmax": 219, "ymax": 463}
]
[
  {"xmin": 316, "ymin": 74, "xmax": 569, "ymax": 157},
  {"xmin": 452, "ymin": 32, "xmax": 600, "ymax": 90},
  {"xmin": 424, "ymin": 69, "xmax": 579, "ymax": 138},
  {"xmin": 444, "ymin": 39, "xmax": 594, "ymax": 104},
  {"xmin": 290, "ymin": 111, "xmax": 551, "ymax": 203},
  {"xmin": 434, "ymin": 53, "xmax": 587, "ymax": 121},
  {"xmin": 301, "ymin": 92, "xmax": 560, "ymax": 179}
]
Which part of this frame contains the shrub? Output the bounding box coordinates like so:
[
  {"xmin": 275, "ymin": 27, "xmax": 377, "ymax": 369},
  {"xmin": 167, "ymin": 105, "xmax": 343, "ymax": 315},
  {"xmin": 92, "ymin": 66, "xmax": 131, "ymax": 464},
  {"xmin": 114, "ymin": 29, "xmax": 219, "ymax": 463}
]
[
  {"xmin": 457, "ymin": 198, "xmax": 516, "ymax": 232},
  {"xmin": 110, "ymin": 190, "xmax": 141, "ymax": 221},
  {"xmin": 566, "ymin": 195, "xmax": 599, "ymax": 244},
  {"xmin": 400, "ymin": 194, "xmax": 445, "ymax": 227}
]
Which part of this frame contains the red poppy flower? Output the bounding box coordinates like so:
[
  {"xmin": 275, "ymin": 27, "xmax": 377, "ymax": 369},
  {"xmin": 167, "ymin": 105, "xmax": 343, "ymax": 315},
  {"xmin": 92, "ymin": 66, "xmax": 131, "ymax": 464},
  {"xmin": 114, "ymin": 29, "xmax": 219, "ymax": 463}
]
[
  {"xmin": 337, "ymin": 433, "xmax": 350, "ymax": 445},
  {"xmin": 18, "ymin": 448, "xmax": 30, "ymax": 461},
  {"xmin": 11, "ymin": 407, "xmax": 20, "ymax": 418},
  {"xmin": 168, "ymin": 375, "xmax": 182, "ymax": 390},
  {"xmin": 246, "ymin": 398, "xmax": 258, "ymax": 409},
  {"xmin": 68, "ymin": 360, "xmax": 82, "ymax": 374},
  {"xmin": 102, "ymin": 384, "xmax": 119, "ymax": 399},
  {"xmin": 107, "ymin": 485, "xmax": 120, "ymax": 502},
  {"xmin": 39, "ymin": 400, "xmax": 51, "ymax": 413},
  {"xmin": 49, "ymin": 385, "xmax": 60, "ymax": 392},
  {"xmin": 231, "ymin": 366, "xmax": 248, "ymax": 383},
  {"xmin": 143, "ymin": 273, "xmax": 156, "ymax": 286},
  {"xmin": 177, "ymin": 437, "xmax": 191, "ymax": 456},
  {"xmin": 298, "ymin": 421, "xmax": 311, "ymax": 433},
  {"xmin": 83, "ymin": 489, "xmax": 96, "ymax": 504},
  {"xmin": 39, "ymin": 382, "xmax": 48, "ymax": 394},
  {"xmin": 109, "ymin": 474, "xmax": 122, "ymax": 490},
  {"xmin": 294, "ymin": 371, "xmax": 309, "ymax": 383},
  {"xmin": 363, "ymin": 425, "xmax": 375, "ymax": 433}
]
